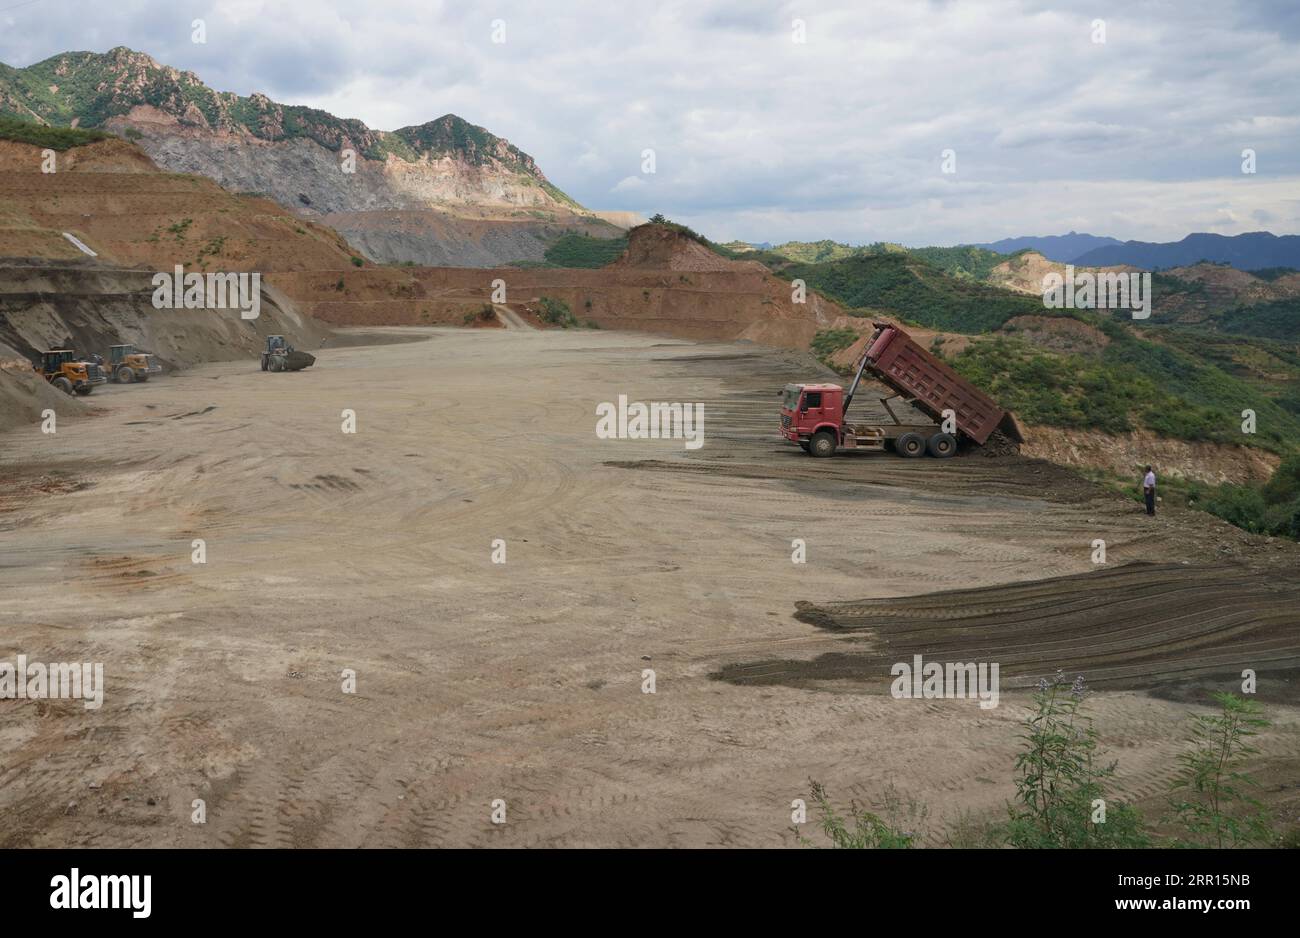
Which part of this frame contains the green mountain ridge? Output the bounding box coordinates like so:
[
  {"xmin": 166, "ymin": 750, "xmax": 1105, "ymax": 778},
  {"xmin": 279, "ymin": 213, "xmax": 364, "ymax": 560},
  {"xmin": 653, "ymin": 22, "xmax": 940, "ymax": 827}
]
[{"xmin": 0, "ymin": 47, "xmax": 561, "ymax": 185}]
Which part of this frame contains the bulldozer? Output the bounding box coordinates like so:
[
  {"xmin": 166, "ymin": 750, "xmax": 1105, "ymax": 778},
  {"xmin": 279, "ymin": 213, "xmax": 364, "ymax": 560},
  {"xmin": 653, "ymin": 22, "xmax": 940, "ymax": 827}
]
[
  {"xmin": 260, "ymin": 335, "xmax": 315, "ymax": 372},
  {"xmin": 105, "ymin": 344, "xmax": 162, "ymax": 383},
  {"xmin": 36, "ymin": 349, "xmax": 107, "ymax": 395}
]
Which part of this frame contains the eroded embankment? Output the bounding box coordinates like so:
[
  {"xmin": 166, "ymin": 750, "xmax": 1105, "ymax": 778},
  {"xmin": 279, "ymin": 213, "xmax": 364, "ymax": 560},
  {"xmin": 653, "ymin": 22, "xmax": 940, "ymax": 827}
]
[{"xmin": 712, "ymin": 562, "xmax": 1300, "ymax": 700}]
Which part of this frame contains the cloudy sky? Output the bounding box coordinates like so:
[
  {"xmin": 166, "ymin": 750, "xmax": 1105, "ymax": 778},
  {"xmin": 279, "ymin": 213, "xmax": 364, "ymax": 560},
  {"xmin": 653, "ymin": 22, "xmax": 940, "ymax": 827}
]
[{"xmin": 3, "ymin": 0, "xmax": 1298, "ymax": 245}]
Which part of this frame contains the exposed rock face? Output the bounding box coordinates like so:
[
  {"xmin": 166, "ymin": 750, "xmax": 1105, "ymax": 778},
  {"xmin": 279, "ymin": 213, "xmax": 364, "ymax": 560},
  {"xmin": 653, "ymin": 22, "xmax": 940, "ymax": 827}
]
[
  {"xmin": 1022, "ymin": 427, "xmax": 1281, "ymax": 486},
  {"xmin": 0, "ymin": 47, "xmax": 623, "ymax": 266}
]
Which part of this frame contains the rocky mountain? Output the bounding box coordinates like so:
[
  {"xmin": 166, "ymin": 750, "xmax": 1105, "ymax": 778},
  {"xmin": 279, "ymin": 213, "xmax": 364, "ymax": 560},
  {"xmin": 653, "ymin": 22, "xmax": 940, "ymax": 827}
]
[
  {"xmin": 0, "ymin": 47, "xmax": 623, "ymax": 266},
  {"xmin": 1072, "ymin": 231, "xmax": 1300, "ymax": 272}
]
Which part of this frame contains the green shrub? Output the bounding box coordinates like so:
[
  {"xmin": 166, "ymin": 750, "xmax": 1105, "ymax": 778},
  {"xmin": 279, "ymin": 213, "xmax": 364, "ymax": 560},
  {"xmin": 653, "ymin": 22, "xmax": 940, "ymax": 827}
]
[
  {"xmin": 797, "ymin": 780, "xmax": 925, "ymax": 848},
  {"xmin": 810, "ymin": 328, "xmax": 859, "ymax": 370},
  {"xmin": 543, "ymin": 233, "xmax": 627, "ymax": 268},
  {"xmin": 1166, "ymin": 693, "xmax": 1272, "ymax": 847},
  {"xmin": 350, "ymin": 256, "xmax": 364, "ymax": 267},
  {"xmin": 537, "ymin": 296, "xmax": 577, "ymax": 328},
  {"xmin": 462, "ymin": 304, "xmax": 495, "ymax": 325},
  {"xmin": 1004, "ymin": 673, "xmax": 1149, "ymax": 848}
]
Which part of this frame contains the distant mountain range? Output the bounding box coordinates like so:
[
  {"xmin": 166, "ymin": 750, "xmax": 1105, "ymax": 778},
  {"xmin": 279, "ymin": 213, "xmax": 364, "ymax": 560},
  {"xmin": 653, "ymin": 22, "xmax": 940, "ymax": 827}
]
[
  {"xmin": 967, "ymin": 232, "xmax": 1122, "ymax": 263},
  {"xmin": 1072, "ymin": 232, "xmax": 1300, "ymax": 271},
  {"xmin": 968, "ymin": 230, "xmax": 1300, "ymax": 272}
]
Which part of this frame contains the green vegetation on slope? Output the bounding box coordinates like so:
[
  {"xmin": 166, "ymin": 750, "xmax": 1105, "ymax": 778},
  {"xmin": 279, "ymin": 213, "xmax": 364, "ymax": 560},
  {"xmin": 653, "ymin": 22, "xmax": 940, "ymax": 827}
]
[
  {"xmin": 0, "ymin": 114, "xmax": 109, "ymax": 149},
  {"xmin": 948, "ymin": 319, "xmax": 1300, "ymax": 453},
  {"xmin": 785, "ymin": 252, "xmax": 1042, "ymax": 333},
  {"xmin": 537, "ymin": 296, "xmax": 578, "ymax": 328},
  {"xmin": 904, "ymin": 245, "xmax": 1021, "ymax": 281},
  {"xmin": 810, "ymin": 328, "xmax": 859, "ymax": 368},
  {"xmin": 736, "ymin": 239, "xmax": 1014, "ymax": 280},
  {"xmin": 1215, "ymin": 296, "xmax": 1300, "ymax": 341},
  {"xmin": 542, "ymin": 232, "xmax": 628, "ymax": 268},
  {"xmin": 1198, "ymin": 457, "xmax": 1300, "ymax": 539}
]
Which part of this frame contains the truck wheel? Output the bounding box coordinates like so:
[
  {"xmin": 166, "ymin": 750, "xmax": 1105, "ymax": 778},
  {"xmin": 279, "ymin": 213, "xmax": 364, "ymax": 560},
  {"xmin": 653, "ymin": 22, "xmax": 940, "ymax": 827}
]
[
  {"xmin": 809, "ymin": 431, "xmax": 837, "ymax": 458},
  {"xmin": 896, "ymin": 432, "xmax": 926, "ymax": 458},
  {"xmin": 116, "ymin": 365, "xmax": 134, "ymax": 383},
  {"xmin": 52, "ymin": 376, "xmax": 73, "ymax": 395},
  {"xmin": 75, "ymin": 385, "xmax": 93, "ymax": 395},
  {"xmin": 927, "ymin": 432, "xmax": 957, "ymax": 458},
  {"xmin": 260, "ymin": 357, "xmax": 268, "ymax": 372}
]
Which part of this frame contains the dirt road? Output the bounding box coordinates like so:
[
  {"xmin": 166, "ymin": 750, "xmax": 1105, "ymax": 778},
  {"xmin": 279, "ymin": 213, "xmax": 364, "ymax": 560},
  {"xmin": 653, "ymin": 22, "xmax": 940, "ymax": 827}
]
[{"xmin": 2, "ymin": 327, "xmax": 1297, "ymax": 847}]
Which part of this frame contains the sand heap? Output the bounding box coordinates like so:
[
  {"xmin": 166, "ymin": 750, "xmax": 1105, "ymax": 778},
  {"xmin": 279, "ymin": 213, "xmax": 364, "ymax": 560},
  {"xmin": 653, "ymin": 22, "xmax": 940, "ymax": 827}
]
[{"xmin": 610, "ymin": 224, "xmax": 767, "ymax": 273}]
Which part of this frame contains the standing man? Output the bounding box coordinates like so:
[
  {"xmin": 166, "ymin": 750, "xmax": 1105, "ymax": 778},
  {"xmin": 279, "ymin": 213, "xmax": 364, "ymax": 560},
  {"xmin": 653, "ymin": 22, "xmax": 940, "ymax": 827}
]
[{"xmin": 1142, "ymin": 465, "xmax": 1156, "ymax": 516}]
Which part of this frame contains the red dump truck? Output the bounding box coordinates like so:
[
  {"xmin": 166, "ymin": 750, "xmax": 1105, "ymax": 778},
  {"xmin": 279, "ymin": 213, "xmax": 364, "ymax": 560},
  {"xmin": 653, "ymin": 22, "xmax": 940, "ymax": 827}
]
[{"xmin": 780, "ymin": 322, "xmax": 1023, "ymax": 458}]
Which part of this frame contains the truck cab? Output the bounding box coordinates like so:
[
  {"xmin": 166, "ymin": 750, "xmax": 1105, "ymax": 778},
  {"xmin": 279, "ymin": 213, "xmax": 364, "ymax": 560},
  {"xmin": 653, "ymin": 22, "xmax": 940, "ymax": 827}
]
[{"xmin": 781, "ymin": 383, "xmax": 845, "ymax": 453}]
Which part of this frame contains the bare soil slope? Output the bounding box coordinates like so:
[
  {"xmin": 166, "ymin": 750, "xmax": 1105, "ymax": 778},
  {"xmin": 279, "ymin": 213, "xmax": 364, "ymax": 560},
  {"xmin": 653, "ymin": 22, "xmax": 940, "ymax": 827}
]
[
  {"xmin": 0, "ymin": 138, "xmax": 361, "ymax": 270},
  {"xmin": 272, "ymin": 225, "xmax": 853, "ymax": 349}
]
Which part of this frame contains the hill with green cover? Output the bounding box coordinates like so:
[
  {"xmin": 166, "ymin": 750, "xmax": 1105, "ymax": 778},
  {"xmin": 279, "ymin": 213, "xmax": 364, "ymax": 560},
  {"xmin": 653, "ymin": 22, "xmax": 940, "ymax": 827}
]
[{"xmin": 0, "ymin": 48, "xmax": 555, "ymax": 178}]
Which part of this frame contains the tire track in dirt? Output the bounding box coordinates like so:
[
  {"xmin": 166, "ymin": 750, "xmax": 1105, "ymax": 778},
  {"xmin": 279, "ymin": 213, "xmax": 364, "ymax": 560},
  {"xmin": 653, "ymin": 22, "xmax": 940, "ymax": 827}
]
[{"xmin": 711, "ymin": 562, "xmax": 1300, "ymax": 699}]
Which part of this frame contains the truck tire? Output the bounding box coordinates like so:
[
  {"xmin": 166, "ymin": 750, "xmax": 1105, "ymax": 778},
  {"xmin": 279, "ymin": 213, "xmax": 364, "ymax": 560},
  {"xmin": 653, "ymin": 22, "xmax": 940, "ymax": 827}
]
[
  {"xmin": 927, "ymin": 432, "xmax": 957, "ymax": 458},
  {"xmin": 52, "ymin": 376, "xmax": 73, "ymax": 395},
  {"xmin": 260, "ymin": 356, "xmax": 268, "ymax": 372},
  {"xmin": 75, "ymin": 385, "xmax": 94, "ymax": 395},
  {"xmin": 116, "ymin": 365, "xmax": 134, "ymax": 383},
  {"xmin": 895, "ymin": 432, "xmax": 926, "ymax": 458},
  {"xmin": 809, "ymin": 431, "xmax": 837, "ymax": 458}
]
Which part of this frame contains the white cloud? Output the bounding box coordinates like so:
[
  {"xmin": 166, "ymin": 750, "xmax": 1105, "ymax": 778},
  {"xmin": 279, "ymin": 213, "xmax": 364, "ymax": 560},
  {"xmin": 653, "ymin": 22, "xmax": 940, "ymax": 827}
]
[
  {"xmin": 610, "ymin": 176, "xmax": 649, "ymax": 193},
  {"xmin": 2, "ymin": 0, "xmax": 1297, "ymax": 244}
]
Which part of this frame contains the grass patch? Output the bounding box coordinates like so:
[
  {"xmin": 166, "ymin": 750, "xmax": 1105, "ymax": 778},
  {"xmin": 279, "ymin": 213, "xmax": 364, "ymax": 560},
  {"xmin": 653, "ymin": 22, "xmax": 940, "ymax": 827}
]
[
  {"xmin": 0, "ymin": 115, "xmax": 110, "ymax": 150},
  {"xmin": 537, "ymin": 296, "xmax": 577, "ymax": 328},
  {"xmin": 543, "ymin": 232, "xmax": 628, "ymax": 268}
]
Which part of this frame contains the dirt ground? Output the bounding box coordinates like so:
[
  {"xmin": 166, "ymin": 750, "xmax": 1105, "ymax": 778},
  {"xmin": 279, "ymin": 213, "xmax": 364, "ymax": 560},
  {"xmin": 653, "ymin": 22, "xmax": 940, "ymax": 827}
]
[{"xmin": 1, "ymin": 327, "xmax": 1297, "ymax": 847}]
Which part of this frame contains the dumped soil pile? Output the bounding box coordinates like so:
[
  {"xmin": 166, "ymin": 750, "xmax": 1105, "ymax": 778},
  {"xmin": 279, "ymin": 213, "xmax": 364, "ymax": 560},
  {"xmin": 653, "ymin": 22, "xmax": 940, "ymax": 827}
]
[
  {"xmin": 610, "ymin": 224, "xmax": 767, "ymax": 273},
  {"xmin": 0, "ymin": 339, "xmax": 84, "ymax": 433},
  {"xmin": 714, "ymin": 562, "xmax": 1300, "ymax": 699},
  {"xmin": 975, "ymin": 428, "xmax": 1021, "ymax": 456}
]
